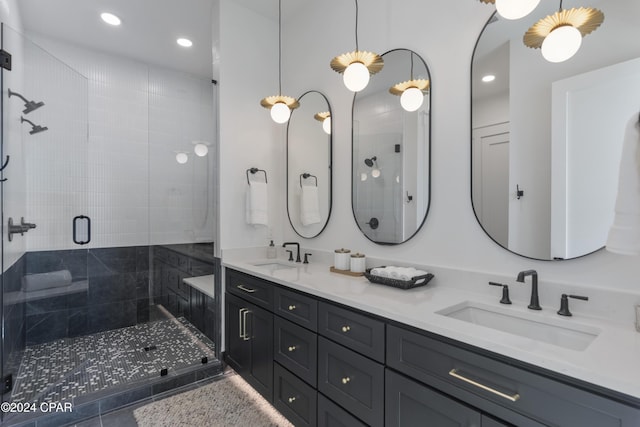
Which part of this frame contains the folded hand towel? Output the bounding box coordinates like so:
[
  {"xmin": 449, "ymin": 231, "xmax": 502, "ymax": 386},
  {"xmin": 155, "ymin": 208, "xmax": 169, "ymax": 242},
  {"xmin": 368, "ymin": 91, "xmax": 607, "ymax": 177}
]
[
  {"xmin": 370, "ymin": 267, "xmax": 388, "ymax": 277},
  {"xmin": 607, "ymin": 114, "xmax": 640, "ymax": 255},
  {"xmin": 300, "ymin": 185, "xmax": 322, "ymax": 226},
  {"xmin": 22, "ymin": 270, "xmax": 72, "ymax": 292},
  {"xmin": 246, "ymin": 182, "xmax": 268, "ymax": 226}
]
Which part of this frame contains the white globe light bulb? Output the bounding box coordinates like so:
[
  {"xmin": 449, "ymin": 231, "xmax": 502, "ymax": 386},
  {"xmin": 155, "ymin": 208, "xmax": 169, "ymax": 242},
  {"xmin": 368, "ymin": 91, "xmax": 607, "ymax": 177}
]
[
  {"xmin": 175, "ymin": 152, "xmax": 188, "ymax": 164},
  {"xmin": 400, "ymin": 87, "xmax": 424, "ymax": 112},
  {"xmin": 495, "ymin": 0, "xmax": 540, "ymax": 20},
  {"xmin": 343, "ymin": 62, "xmax": 370, "ymax": 92},
  {"xmin": 194, "ymin": 143, "xmax": 208, "ymax": 157},
  {"xmin": 322, "ymin": 117, "xmax": 331, "ymax": 135},
  {"xmin": 541, "ymin": 25, "xmax": 582, "ymax": 63},
  {"xmin": 270, "ymin": 102, "xmax": 291, "ymax": 124}
]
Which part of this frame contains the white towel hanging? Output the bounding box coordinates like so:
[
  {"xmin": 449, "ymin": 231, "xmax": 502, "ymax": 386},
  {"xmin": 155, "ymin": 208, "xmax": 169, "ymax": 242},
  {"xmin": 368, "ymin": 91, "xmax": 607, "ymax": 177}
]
[
  {"xmin": 300, "ymin": 185, "xmax": 321, "ymax": 226},
  {"xmin": 246, "ymin": 181, "xmax": 268, "ymax": 226}
]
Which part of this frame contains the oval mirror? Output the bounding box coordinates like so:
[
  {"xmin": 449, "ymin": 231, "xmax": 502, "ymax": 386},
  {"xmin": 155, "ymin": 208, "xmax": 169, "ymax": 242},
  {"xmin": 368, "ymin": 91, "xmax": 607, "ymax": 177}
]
[
  {"xmin": 287, "ymin": 90, "xmax": 332, "ymax": 238},
  {"xmin": 471, "ymin": 0, "xmax": 640, "ymax": 260},
  {"xmin": 352, "ymin": 48, "xmax": 431, "ymax": 244}
]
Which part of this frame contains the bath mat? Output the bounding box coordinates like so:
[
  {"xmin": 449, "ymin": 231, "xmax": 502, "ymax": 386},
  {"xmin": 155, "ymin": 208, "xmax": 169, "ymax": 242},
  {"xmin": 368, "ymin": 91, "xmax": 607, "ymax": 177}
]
[{"xmin": 133, "ymin": 374, "xmax": 293, "ymax": 427}]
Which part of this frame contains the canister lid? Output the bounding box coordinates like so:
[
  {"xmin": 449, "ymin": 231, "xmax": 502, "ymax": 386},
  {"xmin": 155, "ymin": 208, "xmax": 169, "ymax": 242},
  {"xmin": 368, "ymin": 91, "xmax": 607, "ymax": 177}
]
[
  {"xmin": 350, "ymin": 252, "xmax": 365, "ymax": 258},
  {"xmin": 335, "ymin": 248, "xmax": 351, "ymax": 253}
]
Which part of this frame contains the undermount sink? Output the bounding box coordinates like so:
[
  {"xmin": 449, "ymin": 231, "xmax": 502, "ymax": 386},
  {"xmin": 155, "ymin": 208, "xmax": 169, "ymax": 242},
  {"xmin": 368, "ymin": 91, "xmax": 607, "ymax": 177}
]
[
  {"xmin": 437, "ymin": 301, "xmax": 600, "ymax": 351},
  {"xmin": 251, "ymin": 261, "xmax": 297, "ymax": 271}
]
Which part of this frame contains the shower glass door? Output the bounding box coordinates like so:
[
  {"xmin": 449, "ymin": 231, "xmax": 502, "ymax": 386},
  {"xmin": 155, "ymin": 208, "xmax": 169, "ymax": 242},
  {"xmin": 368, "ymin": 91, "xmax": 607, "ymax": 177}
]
[{"xmin": 1, "ymin": 23, "xmax": 91, "ymax": 411}]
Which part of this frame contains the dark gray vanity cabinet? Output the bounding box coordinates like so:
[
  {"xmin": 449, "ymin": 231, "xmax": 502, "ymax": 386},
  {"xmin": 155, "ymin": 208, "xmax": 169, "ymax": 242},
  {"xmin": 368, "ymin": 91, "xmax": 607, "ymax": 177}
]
[
  {"xmin": 225, "ymin": 291, "xmax": 274, "ymax": 401},
  {"xmin": 387, "ymin": 325, "xmax": 640, "ymax": 427}
]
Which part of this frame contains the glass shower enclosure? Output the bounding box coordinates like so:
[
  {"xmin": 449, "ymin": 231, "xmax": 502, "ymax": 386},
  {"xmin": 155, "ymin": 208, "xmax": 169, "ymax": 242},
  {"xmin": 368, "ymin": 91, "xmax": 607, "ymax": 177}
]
[{"xmin": 1, "ymin": 24, "xmax": 220, "ymax": 424}]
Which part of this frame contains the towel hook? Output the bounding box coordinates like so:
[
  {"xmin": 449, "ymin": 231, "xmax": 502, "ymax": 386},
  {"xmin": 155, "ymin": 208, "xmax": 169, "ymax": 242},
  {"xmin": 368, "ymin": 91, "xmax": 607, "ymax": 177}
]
[
  {"xmin": 516, "ymin": 184, "xmax": 524, "ymax": 200},
  {"xmin": 300, "ymin": 172, "xmax": 318, "ymax": 188},
  {"xmin": 246, "ymin": 167, "xmax": 268, "ymax": 185}
]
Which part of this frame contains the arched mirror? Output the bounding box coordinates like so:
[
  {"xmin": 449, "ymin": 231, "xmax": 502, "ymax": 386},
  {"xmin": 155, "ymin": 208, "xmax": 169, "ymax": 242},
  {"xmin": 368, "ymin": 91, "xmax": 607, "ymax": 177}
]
[
  {"xmin": 287, "ymin": 90, "xmax": 332, "ymax": 238},
  {"xmin": 352, "ymin": 48, "xmax": 431, "ymax": 244},
  {"xmin": 471, "ymin": 0, "xmax": 640, "ymax": 260}
]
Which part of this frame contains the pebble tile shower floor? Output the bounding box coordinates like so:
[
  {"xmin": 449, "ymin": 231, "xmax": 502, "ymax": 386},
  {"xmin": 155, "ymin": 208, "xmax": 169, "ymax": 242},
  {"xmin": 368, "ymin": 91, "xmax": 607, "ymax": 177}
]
[{"xmin": 9, "ymin": 316, "xmax": 216, "ymax": 405}]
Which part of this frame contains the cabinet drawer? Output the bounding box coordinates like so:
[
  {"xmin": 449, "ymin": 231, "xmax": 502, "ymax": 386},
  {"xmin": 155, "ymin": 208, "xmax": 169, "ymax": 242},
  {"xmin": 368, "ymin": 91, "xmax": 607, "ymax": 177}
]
[
  {"xmin": 317, "ymin": 394, "xmax": 367, "ymax": 427},
  {"xmin": 318, "ymin": 337, "xmax": 384, "ymax": 427},
  {"xmin": 386, "ymin": 369, "xmax": 481, "ymax": 426},
  {"xmin": 275, "ymin": 287, "xmax": 318, "ymax": 331},
  {"xmin": 318, "ymin": 302, "xmax": 384, "ymax": 362},
  {"xmin": 387, "ymin": 325, "xmax": 640, "ymax": 427},
  {"xmin": 274, "ymin": 316, "xmax": 318, "ymax": 387},
  {"xmin": 226, "ymin": 269, "xmax": 274, "ymax": 310},
  {"xmin": 274, "ymin": 363, "xmax": 317, "ymax": 427},
  {"xmin": 154, "ymin": 246, "xmax": 169, "ymax": 262}
]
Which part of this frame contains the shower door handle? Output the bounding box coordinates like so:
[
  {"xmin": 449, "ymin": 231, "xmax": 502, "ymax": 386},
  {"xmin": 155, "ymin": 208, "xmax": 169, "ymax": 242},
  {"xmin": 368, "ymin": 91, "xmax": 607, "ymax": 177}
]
[{"xmin": 73, "ymin": 215, "xmax": 91, "ymax": 245}]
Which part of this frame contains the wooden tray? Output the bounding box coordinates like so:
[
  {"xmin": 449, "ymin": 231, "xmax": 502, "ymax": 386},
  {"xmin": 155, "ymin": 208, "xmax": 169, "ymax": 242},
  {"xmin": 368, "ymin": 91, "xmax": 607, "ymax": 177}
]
[{"xmin": 329, "ymin": 266, "xmax": 364, "ymax": 277}]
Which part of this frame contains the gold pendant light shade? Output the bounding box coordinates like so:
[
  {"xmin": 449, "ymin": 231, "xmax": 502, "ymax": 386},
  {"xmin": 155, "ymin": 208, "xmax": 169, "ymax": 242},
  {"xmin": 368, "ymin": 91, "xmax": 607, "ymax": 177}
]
[
  {"xmin": 523, "ymin": 7, "xmax": 604, "ymax": 49},
  {"xmin": 389, "ymin": 79, "xmax": 430, "ymax": 96},
  {"xmin": 260, "ymin": 95, "xmax": 300, "ymax": 110},
  {"xmin": 330, "ymin": 51, "xmax": 384, "ymax": 75},
  {"xmin": 314, "ymin": 112, "xmax": 331, "ymax": 121}
]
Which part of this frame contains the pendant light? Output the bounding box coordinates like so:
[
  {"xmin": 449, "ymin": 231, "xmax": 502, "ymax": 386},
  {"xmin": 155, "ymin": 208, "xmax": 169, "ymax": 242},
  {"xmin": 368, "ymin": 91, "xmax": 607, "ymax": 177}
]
[
  {"xmin": 314, "ymin": 112, "xmax": 331, "ymax": 135},
  {"xmin": 523, "ymin": 2, "xmax": 604, "ymax": 63},
  {"xmin": 330, "ymin": 0, "xmax": 383, "ymax": 92},
  {"xmin": 480, "ymin": 0, "xmax": 540, "ymax": 20},
  {"xmin": 389, "ymin": 51, "xmax": 429, "ymax": 112},
  {"xmin": 260, "ymin": 0, "xmax": 299, "ymax": 123}
]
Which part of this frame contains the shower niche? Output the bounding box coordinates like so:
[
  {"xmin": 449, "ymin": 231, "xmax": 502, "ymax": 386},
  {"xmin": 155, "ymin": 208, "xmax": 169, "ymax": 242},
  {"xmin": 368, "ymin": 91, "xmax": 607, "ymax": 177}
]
[{"xmin": 0, "ymin": 23, "xmax": 220, "ymax": 424}]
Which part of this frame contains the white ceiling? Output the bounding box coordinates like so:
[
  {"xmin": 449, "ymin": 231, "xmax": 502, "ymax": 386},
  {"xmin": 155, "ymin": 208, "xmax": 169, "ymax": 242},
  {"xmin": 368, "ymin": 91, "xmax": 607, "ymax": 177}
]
[
  {"xmin": 18, "ymin": 0, "xmax": 311, "ymax": 79},
  {"xmin": 20, "ymin": 0, "xmax": 215, "ymax": 78}
]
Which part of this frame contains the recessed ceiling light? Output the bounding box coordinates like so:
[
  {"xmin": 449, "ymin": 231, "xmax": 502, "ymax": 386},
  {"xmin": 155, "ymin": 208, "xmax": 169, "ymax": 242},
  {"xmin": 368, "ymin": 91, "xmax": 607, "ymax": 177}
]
[
  {"xmin": 482, "ymin": 74, "xmax": 496, "ymax": 83},
  {"xmin": 177, "ymin": 38, "xmax": 193, "ymax": 48},
  {"xmin": 101, "ymin": 12, "xmax": 121, "ymax": 26}
]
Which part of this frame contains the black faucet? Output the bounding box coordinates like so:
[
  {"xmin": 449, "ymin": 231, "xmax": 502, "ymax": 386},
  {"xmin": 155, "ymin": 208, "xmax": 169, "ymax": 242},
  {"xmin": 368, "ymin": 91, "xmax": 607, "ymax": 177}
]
[
  {"xmin": 282, "ymin": 242, "xmax": 301, "ymax": 263},
  {"xmin": 557, "ymin": 294, "xmax": 589, "ymax": 317},
  {"xmin": 516, "ymin": 270, "xmax": 541, "ymax": 310}
]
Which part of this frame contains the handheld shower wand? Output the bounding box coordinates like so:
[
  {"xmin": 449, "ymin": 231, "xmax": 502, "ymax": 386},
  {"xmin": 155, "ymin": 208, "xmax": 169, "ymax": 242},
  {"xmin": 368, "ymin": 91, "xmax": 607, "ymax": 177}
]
[{"xmin": 20, "ymin": 116, "xmax": 48, "ymax": 135}]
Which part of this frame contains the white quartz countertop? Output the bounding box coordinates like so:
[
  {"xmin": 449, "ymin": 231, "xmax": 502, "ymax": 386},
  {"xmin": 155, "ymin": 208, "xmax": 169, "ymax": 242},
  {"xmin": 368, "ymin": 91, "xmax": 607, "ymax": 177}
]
[
  {"xmin": 222, "ymin": 257, "xmax": 640, "ymax": 403},
  {"xmin": 183, "ymin": 274, "xmax": 215, "ymax": 299}
]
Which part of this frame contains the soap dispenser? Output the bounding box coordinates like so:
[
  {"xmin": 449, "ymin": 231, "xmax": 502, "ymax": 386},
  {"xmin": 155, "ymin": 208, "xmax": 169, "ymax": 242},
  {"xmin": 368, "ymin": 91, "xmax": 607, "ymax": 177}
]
[{"xmin": 267, "ymin": 240, "xmax": 277, "ymax": 259}]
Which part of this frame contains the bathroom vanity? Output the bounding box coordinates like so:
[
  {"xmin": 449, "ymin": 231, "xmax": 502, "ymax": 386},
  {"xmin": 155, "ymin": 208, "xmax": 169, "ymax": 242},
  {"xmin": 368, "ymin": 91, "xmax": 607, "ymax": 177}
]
[{"xmin": 222, "ymin": 258, "xmax": 640, "ymax": 427}]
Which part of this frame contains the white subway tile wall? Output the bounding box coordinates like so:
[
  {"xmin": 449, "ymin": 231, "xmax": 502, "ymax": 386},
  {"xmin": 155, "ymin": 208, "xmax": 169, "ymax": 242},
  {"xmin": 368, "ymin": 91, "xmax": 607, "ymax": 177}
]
[{"xmin": 21, "ymin": 36, "xmax": 215, "ymax": 251}]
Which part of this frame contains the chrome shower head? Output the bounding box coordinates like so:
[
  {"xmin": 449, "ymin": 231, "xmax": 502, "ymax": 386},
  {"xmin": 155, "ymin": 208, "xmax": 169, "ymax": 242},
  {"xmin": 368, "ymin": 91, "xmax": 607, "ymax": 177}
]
[
  {"xmin": 8, "ymin": 88, "xmax": 45, "ymax": 114},
  {"xmin": 20, "ymin": 116, "xmax": 48, "ymax": 135}
]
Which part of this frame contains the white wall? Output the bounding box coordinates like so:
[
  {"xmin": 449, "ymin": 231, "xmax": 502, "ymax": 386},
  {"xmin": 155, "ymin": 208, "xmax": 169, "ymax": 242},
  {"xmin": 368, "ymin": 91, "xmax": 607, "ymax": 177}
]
[
  {"xmin": 217, "ymin": 0, "xmax": 640, "ymax": 294},
  {"xmin": 218, "ymin": 0, "xmax": 284, "ymax": 250}
]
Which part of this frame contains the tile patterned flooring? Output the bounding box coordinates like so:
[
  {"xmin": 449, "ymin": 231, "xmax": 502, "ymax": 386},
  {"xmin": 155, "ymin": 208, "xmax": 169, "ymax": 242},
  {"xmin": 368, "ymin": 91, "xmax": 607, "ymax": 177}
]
[{"xmin": 10, "ymin": 317, "xmax": 216, "ymax": 406}]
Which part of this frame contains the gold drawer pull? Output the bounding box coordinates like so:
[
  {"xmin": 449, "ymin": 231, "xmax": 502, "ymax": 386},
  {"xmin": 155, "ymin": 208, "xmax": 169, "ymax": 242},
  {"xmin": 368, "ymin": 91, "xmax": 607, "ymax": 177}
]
[
  {"xmin": 288, "ymin": 397, "xmax": 296, "ymax": 403},
  {"xmin": 237, "ymin": 284, "xmax": 256, "ymax": 293},
  {"xmin": 341, "ymin": 326, "xmax": 351, "ymax": 333},
  {"xmin": 449, "ymin": 369, "xmax": 520, "ymax": 402},
  {"xmin": 288, "ymin": 305, "xmax": 296, "ymax": 311},
  {"xmin": 341, "ymin": 377, "xmax": 351, "ymax": 384},
  {"xmin": 288, "ymin": 346, "xmax": 297, "ymax": 352}
]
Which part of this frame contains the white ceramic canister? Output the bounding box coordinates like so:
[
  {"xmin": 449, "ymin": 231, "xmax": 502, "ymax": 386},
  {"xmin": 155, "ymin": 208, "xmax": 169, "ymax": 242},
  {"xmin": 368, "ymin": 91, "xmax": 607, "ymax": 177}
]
[
  {"xmin": 334, "ymin": 248, "xmax": 351, "ymax": 270},
  {"xmin": 350, "ymin": 252, "xmax": 366, "ymax": 273}
]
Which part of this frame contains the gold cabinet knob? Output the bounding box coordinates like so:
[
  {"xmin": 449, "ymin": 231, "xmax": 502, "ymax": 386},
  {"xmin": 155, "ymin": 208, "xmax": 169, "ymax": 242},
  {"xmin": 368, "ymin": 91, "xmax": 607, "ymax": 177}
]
[
  {"xmin": 288, "ymin": 397, "xmax": 296, "ymax": 403},
  {"xmin": 288, "ymin": 305, "xmax": 296, "ymax": 311},
  {"xmin": 341, "ymin": 377, "xmax": 351, "ymax": 384},
  {"xmin": 341, "ymin": 325, "xmax": 351, "ymax": 332},
  {"xmin": 288, "ymin": 346, "xmax": 297, "ymax": 352}
]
